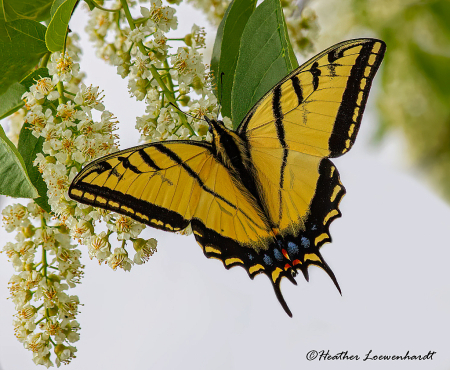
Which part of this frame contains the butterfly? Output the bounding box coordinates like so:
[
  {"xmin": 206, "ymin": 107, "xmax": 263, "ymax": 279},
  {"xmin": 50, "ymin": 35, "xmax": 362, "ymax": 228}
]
[{"xmin": 69, "ymin": 38, "xmax": 386, "ymax": 317}]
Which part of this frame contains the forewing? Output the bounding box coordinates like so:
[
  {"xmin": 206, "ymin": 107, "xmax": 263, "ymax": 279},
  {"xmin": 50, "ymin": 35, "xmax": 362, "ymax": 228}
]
[
  {"xmin": 238, "ymin": 38, "xmax": 386, "ymax": 157},
  {"xmin": 69, "ymin": 141, "xmax": 273, "ymax": 248}
]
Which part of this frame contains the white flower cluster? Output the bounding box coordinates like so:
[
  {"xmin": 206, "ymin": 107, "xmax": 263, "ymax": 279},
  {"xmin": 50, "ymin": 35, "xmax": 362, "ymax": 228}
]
[
  {"xmin": 1, "ymin": 34, "xmax": 157, "ymax": 367},
  {"xmin": 2, "ymin": 202, "xmax": 81, "ymax": 367},
  {"xmin": 84, "ymin": 0, "xmax": 218, "ymax": 143}
]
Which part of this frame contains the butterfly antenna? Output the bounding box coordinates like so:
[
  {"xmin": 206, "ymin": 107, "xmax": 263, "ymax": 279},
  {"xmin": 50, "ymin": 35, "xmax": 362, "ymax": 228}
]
[{"xmin": 169, "ymin": 102, "xmax": 208, "ymax": 123}]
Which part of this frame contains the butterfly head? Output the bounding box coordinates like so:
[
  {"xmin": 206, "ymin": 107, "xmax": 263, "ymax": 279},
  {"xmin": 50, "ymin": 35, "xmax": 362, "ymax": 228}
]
[{"xmin": 203, "ymin": 115, "xmax": 227, "ymax": 141}]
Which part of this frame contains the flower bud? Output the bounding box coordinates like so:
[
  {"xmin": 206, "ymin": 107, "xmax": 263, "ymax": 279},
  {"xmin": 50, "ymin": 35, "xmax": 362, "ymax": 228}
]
[
  {"xmin": 184, "ymin": 33, "xmax": 192, "ymax": 47},
  {"xmin": 21, "ymin": 225, "xmax": 35, "ymax": 238},
  {"xmin": 48, "ymin": 306, "xmax": 59, "ymax": 317},
  {"xmin": 192, "ymin": 76, "xmax": 203, "ymax": 90},
  {"xmin": 54, "ymin": 344, "xmax": 66, "ymax": 356},
  {"xmin": 178, "ymin": 95, "xmax": 190, "ymax": 106},
  {"xmin": 132, "ymin": 238, "xmax": 146, "ymax": 252}
]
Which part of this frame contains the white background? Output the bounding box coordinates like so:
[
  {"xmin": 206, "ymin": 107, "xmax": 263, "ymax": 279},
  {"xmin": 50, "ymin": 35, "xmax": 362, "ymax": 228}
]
[{"xmin": 1, "ymin": 2, "xmax": 450, "ymax": 370}]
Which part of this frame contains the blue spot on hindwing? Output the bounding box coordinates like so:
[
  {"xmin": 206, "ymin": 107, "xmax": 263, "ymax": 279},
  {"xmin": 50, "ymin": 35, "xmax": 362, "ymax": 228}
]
[
  {"xmin": 248, "ymin": 253, "xmax": 254, "ymax": 261},
  {"xmin": 273, "ymin": 249, "xmax": 283, "ymax": 261},
  {"xmin": 263, "ymin": 254, "xmax": 273, "ymax": 266},
  {"xmin": 287, "ymin": 241, "xmax": 299, "ymax": 255},
  {"xmin": 301, "ymin": 237, "xmax": 310, "ymax": 248}
]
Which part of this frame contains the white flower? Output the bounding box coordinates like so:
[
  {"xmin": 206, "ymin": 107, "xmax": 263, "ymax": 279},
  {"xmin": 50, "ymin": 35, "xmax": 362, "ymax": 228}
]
[
  {"xmin": 189, "ymin": 94, "xmax": 217, "ymax": 122},
  {"xmin": 66, "ymin": 219, "xmax": 92, "ymax": 242},
  {"xmin": 87, "ymin": 232, "xmax": 111, "ymax": 262},
  {"xmin": 22, "ymin": 91, "xmax": 38, "ymax": 110},
  {"xmin": 107, "ymin": 215, "xmax": 145, "ymax": 240},
  {"xmin": 128, "ymin": 78, "xmax": 147, "ymax": 100},
  {"xmin": 107, "ymin": 247, "xmax": 133, "ymax": 271},
  {"xmin": 55, "ymin": 344, "xmax": 77, "ymax": 366},
  {"xmin": 189, "ymin": 24, "xmax": 206, "ymax": 48},
  {"xmin": 48, "ymin": 51, "xmax": 80, "ymax": 83},
  {"xmin": 24, "ymin": 107, "xmax": 54, "ymax": 138},
  {"xmin": 141, "ymin": 0, "xmax": 177, "ymax": 32},
  {"xmin": 129, "ymin": 51, "xmax": 153, "ymax": 80},
  {"xmin": 2, "ymin": 204, "xmax": 29, "ymax": 232},
  {"xmin": 127, "ymin": 24, "xmax": 148, "ymax": 43},
  {"xmin": 170, "ymin": 47, "xmax": 205, "ymax": 84},
  {"xmin": 13, "ymin": 319, "xmax": 30, "ymax": 343},
  {"xmin": 152, "ymin": 107, "xmax": 180, "ymax": 140},
  {"xmin": 74, "ymin": 84, "xmax": 105, "ymax": 111},
  {"xmin": 85, "ymin": 8, "xmax": 113, "ymax": 38},
  {"xmin": 30, "ymin": 77, "xmax": 60, "ymax": 101},
  {"xmin": 3, "ymin": 242, "xmax": 22, "ymax": 270},
  {"xmin": 8, "ymin": 277, "xmax": 30, "ymax": 309},
  {"xmin": 16, "ymin": 240, "xmax": 37, "ymax": 263},
  {"xmin": 147, "ymin": 30, "xmax": 168, "ymax": 53},
  {"xmin": 56, "ymin": 101, "xmax": 77, "ymax": 124},
  {"xmin": 175, "ymin": 125, "xmax": 191, "ymax": 140},
  {"xmin": 58, "ymin": 296, "xmax": 80, "ymax": 320},
  {"xmin": 133, "ymin": 238, "xmax": 157, "ymax": 265}
]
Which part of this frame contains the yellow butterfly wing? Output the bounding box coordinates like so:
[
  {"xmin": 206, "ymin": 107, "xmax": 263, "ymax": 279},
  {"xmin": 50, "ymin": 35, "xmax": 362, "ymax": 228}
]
[
  {"xmin": 69, "ymin": 141, "xmax": 276, "ymax": 248},
  {"xmin": 235, "ymin": 38, "xmax": 385, "ymax": 301}
]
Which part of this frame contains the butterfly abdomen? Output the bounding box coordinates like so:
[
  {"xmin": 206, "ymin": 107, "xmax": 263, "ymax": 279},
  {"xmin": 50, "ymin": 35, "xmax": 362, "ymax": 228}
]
[{"xmin": 209, "ymin": 118, "xmax": 269, "ymax": 213}]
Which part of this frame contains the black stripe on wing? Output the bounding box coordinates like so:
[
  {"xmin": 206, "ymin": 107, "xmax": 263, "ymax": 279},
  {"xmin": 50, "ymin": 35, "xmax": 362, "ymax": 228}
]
[
  {"xmin": 70, "ymin": 180, "xmax": 191, "ymax": 231},
  {"xmin": 272, "ymin": 85, "xmax": 289, "ymax": 226}
]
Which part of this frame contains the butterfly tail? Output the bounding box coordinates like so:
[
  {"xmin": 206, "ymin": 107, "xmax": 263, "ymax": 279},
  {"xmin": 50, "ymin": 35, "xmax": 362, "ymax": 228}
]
[
  {"xmin": 314, "ymin": 251, "xmax": 342, "ymax": 295},
  {"xmin": 272, "ymin": 281, "xmax": 293, "ymax": 318}
]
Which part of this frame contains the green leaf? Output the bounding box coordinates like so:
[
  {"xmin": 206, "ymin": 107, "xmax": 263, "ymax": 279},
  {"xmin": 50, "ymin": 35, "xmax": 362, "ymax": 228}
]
[
  {"xmin": 1, "ymin": 0, "xmax": 53, "ymax": 22},
  {"xmin": 231, "ymin": 0, "xmax": 298, "ymax": 128},
  {"xmin": 18, "ymin": 123, "xmax": 51, "ymax": 213},
  {"xmin": 46, "ymin": 0, "xmax": 78, "ymax": 52},
  {"xmin": 210, "ymin": 0, "xmax": 257, "ymax": 120},
  {"xmin": 0, "ymin": 82, "xmax": 26, "ymax": 120},
  {"xmin": 0, "ymin": 19, "xmax": 48, "ymax": 95},
  {"xmin": 0, "ymin": 124, "xmax": 39, "ymax": 199},
  {"xmin": 50, "ymin": 0, "xmax": 67, "ymax": 18}
]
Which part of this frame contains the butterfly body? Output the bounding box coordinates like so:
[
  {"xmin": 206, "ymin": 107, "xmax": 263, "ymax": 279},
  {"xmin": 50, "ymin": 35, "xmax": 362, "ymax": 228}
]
[{"xmin": 69, "ymin": 39, "xmax": 386, "ymax": 317}]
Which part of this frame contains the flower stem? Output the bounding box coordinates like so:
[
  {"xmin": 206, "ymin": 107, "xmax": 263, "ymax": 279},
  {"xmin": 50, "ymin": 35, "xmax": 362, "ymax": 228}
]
[
  {"xmin": 90, "ymin": 1, "xmax": 122, "ymax": 12},
  {"xmin": 40, "ymin": 52, "xmax": 51, "ymax": 68},
  {"xmin": 57, "ymin": 82, "xmax": 66, "ymax": 105}
]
